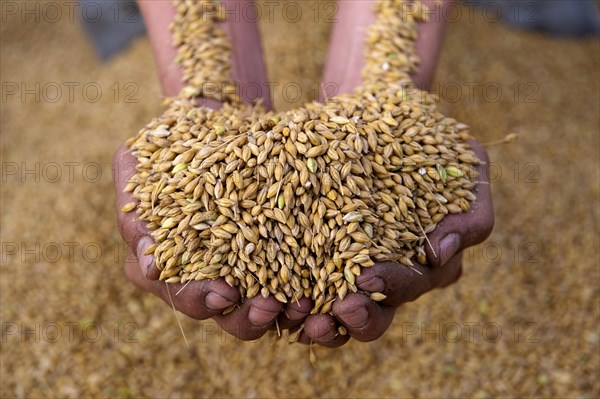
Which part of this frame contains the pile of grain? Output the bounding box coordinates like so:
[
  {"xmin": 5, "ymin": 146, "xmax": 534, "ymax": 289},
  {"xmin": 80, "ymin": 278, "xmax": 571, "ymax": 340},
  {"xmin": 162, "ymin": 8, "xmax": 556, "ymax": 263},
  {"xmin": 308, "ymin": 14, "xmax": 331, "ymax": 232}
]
[{"xmin": 123, "ymin": 0, "xmax": 480, "ymax": 313}]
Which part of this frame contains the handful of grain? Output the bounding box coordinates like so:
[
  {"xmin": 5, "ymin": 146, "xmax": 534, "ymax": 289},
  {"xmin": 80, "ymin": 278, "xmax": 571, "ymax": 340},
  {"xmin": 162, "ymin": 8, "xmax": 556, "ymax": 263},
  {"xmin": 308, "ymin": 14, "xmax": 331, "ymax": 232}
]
[{"xmin": 123, "ymin": 0, "xmax": 480, "ymax": 314}]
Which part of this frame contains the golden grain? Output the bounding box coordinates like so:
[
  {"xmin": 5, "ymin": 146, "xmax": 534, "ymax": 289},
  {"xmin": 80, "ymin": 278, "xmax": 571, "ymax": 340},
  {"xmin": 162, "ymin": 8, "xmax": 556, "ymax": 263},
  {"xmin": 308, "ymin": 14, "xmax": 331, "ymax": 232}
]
[{"xmin": 123, "ymin": 0, "xmax": 481, "ymax": 315}]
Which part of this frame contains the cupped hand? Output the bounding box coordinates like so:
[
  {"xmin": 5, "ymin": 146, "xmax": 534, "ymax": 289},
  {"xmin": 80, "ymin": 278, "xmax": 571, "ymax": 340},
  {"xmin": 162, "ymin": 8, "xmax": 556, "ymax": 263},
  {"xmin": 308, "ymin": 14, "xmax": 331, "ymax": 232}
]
[
  {"xmin": 114, "ymin": 0, "xmax": 284, "ymax": 341},
  {"xmin": 296, "ymin": 141, "xmax": 494, "ymax": 347},
  {"xmin": 114, "ymin": 145, "xmax": 316, "ymax": 340},
  {"xmin": 118, "ymin": 0, "xmax": 491, "ymax": 345}
]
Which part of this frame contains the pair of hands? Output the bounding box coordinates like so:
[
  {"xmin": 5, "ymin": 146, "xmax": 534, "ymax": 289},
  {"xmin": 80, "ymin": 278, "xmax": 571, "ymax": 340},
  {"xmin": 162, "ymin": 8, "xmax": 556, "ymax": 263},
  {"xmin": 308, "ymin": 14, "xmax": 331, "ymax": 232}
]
[
  {"xmin": 113, "ymin": 0, "xmax": 494, "ymax": 347},
  {"xmin": 115, "ymin": 144, "xmax": 493, "ymax": 346}
]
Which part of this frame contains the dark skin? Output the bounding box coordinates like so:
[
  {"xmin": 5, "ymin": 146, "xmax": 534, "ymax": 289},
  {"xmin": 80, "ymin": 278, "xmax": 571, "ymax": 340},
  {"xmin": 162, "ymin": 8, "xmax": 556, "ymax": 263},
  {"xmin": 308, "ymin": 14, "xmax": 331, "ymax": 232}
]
[{"xmin": 114, "ymin": 0, "xmax": 494, "ymax": 346}]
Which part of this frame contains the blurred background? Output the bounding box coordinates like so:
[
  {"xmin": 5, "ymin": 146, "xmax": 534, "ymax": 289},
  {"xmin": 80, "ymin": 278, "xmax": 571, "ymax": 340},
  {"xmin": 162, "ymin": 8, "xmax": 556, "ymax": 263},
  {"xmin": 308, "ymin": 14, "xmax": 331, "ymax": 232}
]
[{"xmin": 1, "ymin": 0, "xmax": 599, "ymax": 397}]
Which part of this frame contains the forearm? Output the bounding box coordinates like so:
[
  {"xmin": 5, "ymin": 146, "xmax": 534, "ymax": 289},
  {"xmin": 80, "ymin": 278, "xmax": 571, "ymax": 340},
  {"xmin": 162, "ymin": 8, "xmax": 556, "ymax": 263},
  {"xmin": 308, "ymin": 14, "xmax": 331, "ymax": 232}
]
[
  {"xmin": 137, "ymin": 0, "xmax": 182, "ymax": 96},
  {"xmin": 413, "ymin": 0, "xmax": 450, "ymax": 90},
  {"xmin": 137, "ymin": 0, "xmax": 271, "ymax": 107},
  {"xmin": 321, "ymin": 0, "xmax": 449, "ymax": 96}
]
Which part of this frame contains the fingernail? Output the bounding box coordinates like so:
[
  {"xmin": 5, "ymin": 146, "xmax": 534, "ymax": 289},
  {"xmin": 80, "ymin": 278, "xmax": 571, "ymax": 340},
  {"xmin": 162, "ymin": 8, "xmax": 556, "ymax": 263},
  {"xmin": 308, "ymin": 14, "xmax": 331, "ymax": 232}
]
[
  {"xmin": 357, "ymin": 275, "xmax": 385, "ymax": 292},
  {"xmin": 205, "ymin": 292, "xmax": 236, "ymax": 310},
  {"xmin": 340, "ymin": 306, "xmax": 369, "ymax": 329},
  {"xmin": 312, "ymin": 324, "xmax": 338, "ymax": 343},
  {"xmin": 248, "ymin": 305, "xmax": 279, "ymax": 326},
  {"xmin": 439, "ymin": 233, "xmax": 461, "ymax": 266},
  {"xmin": 136, "ymin": 236, "xmax": 154, "ymax": 277},
  {"xmin": 285, "ymin": 304, "xmax": 309, "ymax": 321}
]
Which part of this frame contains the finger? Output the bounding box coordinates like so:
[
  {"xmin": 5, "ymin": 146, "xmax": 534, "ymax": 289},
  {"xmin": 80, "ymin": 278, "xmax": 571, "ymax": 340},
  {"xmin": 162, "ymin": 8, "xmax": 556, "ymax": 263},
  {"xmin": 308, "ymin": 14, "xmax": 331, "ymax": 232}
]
[
  {"xmin": 436, "ymin": 252, "xmax": 463, "ymax": 288},
  {"xmin": 356, "ymin": 261, "xmax": 434, "ymax": 306},
  {"xmin": 124, "ymin": 249, "xmax": 240, "ymax": 320},
  {"xmin": 332, "ymin": 293, "xmax": 396, "ymax": 342},
  {"xmin": 301, "ymin": 314, "xmax": 350, "ymax": 348},
  {"xmin": 213, "ymin": 295, "xmax": 283, "ymax": 341},
  {"xmin": 277, "ymin": 297, "xmax": 313, "ymax": 330},
  {"xmin": 356, "ymin": 256, "xmax": 463, "ymax": 307},
  {"xmin": 426, "ymin": 141, "xmax": 495, "ymax": 267},
  {"xmin": 113, "ymin": 146, "xmax": 160, "ymax": 278},
  {"xmin": 113, "ymin": 146, "xmax": 149, "ymax": 247}
]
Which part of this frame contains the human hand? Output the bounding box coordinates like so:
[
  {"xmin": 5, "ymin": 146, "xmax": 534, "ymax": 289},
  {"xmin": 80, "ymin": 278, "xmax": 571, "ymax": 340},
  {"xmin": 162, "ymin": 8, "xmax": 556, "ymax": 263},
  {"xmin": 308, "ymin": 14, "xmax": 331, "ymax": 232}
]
[
  {"xmin": 295, "ymin": 142, "xmax": 494, "ymax": 347},
  {"xmin": 115, "ymin": 0, "xmax": 294, "ymax": 341},
  {"xmin": 119, "ymin": 0, "xmax": 490, "ymax": 345},
  {"xmin": 299, "ymin": 0, "xmax": 491, "ymax": 347},
  {"xmin": 115, "ymin": 145, "xmax": 317, "ymax": 340}
]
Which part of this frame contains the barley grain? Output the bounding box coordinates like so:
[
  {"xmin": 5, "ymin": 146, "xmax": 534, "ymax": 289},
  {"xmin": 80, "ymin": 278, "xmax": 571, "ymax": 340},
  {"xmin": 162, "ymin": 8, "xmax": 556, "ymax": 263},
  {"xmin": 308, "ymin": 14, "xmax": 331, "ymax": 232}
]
[{"xmin": 123, "ymin": 0, "xmax": 481, "ymax": 316}]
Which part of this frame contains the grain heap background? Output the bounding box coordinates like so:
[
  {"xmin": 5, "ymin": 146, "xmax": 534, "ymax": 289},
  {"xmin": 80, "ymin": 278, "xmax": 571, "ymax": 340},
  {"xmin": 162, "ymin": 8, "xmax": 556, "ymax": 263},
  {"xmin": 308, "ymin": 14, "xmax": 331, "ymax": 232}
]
[{"xmin": 1, "ymin": 1, "xmax": 598, "ymax": 397}]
